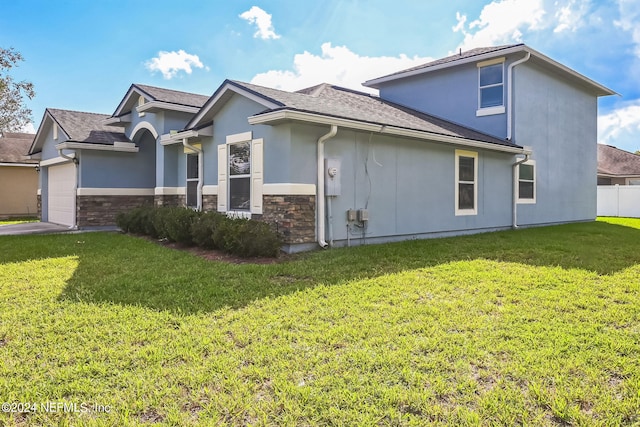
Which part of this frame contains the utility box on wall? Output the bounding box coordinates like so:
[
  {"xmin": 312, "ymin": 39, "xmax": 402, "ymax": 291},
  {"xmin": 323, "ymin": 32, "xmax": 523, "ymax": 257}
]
[{"xmin": 325, "ymin": 158, "xmax": 341, "ymax": 196}]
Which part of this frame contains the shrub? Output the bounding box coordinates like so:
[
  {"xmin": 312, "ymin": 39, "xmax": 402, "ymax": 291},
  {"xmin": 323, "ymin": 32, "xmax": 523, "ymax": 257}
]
[
  {"xmin": 150, "ymin": 206, "xmax": 174, "ymax": 239},
  {"xmin": 213, "ymin": 217, "xmax": 282, "ymax": 258},
  {"xmin": 116, "ymin": 206, "xmax": 154, "ymax": 234},
  {"xmin": 191, "ymin": 211, "xmax": 226, "ymax": 249},
  {"xmin": 164, "ymin": 207, "xmax": 200, "ymax": 244}
]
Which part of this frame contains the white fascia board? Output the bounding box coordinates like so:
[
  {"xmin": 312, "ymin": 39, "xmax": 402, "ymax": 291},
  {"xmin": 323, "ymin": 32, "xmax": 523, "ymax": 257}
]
[
  {"xmin": 136, "ymin": 101, "xmax": 200, "ymax": 114},
  {"xmin": 40, "ymin": 154, "xmax": 76, "ymax": 167},
  {"xmin": 380, "ymin": 126, "xmax": 527, "ymax": 154},
  {"xmin": 77, "ymin": 188, "xmax": 155, "ymax": 196},
  {"xmin": 103, "ymin": 113, "xmax": 132, "ymax": 126},
  {"xmin": 55, "ymin": 142, "xmax": 139, "ymax": 153},
  {"xmin": 160, "ymin": 130, "xmax": 200, "ymax": 145},
  {"xmin": 0, "ymin": 162, "xmax": 38, "ymax": 168},
  {"xmin": 248, "ymin": 110, "xmax": 383, "ymax": 132},
  {"xmin": 23, "ymin": 153, "xmax": 41, "ymax": 160}
]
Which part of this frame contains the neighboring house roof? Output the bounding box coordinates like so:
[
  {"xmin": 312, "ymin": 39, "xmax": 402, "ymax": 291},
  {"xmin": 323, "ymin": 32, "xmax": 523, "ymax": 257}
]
[
  {"xmin": 110, "ymin": 83, "xmax": 210, "ymax": 119},
  {"xmin": 363, "ymin": 44, "xmax": 616, "ymax": 97},
  {"xmin": 185, "ymin": 79, "xmax": 521, "ymax": 151},
  {"xmin": 29, "ymin": 109, "xmax": 131, "ymax": 155},
  {"xmin": 598, "ymin": 144, "xmax": 640, "ymax": 177},
  {"xmin": 0, "ymin": 132, "xmax": 37, "ymax": 164}
]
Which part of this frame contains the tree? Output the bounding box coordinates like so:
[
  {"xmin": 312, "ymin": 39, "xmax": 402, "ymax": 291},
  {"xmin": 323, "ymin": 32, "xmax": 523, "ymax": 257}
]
[{"xmin": 0, "ymin": 47, "xmax": 35, "ymax": 132}]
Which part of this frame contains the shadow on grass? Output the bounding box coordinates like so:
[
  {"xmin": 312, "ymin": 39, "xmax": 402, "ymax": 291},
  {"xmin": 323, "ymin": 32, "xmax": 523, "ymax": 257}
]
[{"xmin": 1, "ymin": 220, "xmax": 639, "ymax": 315}]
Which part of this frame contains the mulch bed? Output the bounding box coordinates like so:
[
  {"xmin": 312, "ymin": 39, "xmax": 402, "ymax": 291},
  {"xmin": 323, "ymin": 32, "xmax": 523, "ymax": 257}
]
[{"xmin": 133, "ymin": 233, "xmax": 296, "ymax": 264}]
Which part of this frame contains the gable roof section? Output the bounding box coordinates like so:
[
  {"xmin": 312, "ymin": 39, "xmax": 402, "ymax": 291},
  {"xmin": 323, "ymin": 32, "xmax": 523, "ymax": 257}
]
[
  {"xmin": 598, "ymin": 144, "xmax": 640, "ymax": 177},
  {"xmin": 364, "ymin": 44, "xmax": 616, "ymax": 97},
  {"xmin": 30, "ymin": 108, "xmax": 131, "ymax": 154},
  {"xmin": 0, "ymin": 132, "xmax": 37, "ymax": 164},
  {"xmin": 201, "ymin": 80, "xmax": 521, "ymax": 151},
  {"xmin": 110, "ymin": 83, "xmax": 210, "ymax": 119}
]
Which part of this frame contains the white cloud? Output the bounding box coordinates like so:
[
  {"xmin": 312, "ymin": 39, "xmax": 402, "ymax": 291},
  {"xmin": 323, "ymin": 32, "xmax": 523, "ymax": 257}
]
[
  {"xmin": 249, "ymin": 43, "xmax": 432, "ymax": 93},
  {"xmin": 452, "ymin": 0, "xmax": 590, "ymax": 51},
  {"xmin": 615, "ymin": 0, "xmax": 640, "ymax": 57},
  {"xmin": 554, "ymin": 0, "xmax": 589, "ymax": 33},
  {"xmin": 239, "ymin": 6, "xmax": 280, "ymax": 40},
  {"xmin": 145, "ymin": 50, "xmax": 205, "ymax": 80},
  {"xmin": 598, "ymin": 102, "xmax": 640, "ymax": 149},
  {"xmin": 21, "ymin": 122, "xmax": 36, "ymax": 134}
]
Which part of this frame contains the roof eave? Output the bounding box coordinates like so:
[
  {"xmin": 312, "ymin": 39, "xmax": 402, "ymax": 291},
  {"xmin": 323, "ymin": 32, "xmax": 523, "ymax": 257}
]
[
  {"xmin": 248, "ymin": 110, "xmax": 526, "ymax": 154},
  {"xmin": 55, "ymin": 141, "xmax": 139, "ymax": 153},
  {"xmin": 137, "ymin": 100, "xmax": 201, "ymax": 115},
  {"xmin": 363, "ymin": 45, "xmax": 617, "ymax": 97},
  {"xmin": 185, "ymin": 80, "xmax": 284, "ymax": 130}
]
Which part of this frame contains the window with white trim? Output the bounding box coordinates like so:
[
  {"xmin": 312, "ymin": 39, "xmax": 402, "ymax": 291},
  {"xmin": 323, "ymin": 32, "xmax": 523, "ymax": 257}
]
[
  {"xmin": 186, "ymin": 153, "xmax": 198, "ymax": 207},
  {"xmin": 517, "ymin": 161, "xmax": 536, "ymax": 203},
  {"xmin": 228, "ymin": 141, "xmax": 251, "ymax": 211},
  {"xmin": 455, "ymin": 150, "xmax": 478, "ymax": 216},
  {"xmin": 217, "ymin": 132, "xmax": 263, "ymax": 215},
  {"xmin": 478, "ymin": 61, "xmax": 504, "ymax": 111}
]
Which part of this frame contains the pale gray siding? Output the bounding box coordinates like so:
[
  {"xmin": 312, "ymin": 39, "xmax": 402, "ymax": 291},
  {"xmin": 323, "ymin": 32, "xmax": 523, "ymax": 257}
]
[{"xmin": 513, "ymin": 62, "xmax": 598, "ymax": 225}]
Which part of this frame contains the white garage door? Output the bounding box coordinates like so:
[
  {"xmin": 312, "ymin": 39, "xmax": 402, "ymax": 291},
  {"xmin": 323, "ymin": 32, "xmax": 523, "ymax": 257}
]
[{"xmin": 48, "ymin": 162, "xmax": 76, "ymax": 227}]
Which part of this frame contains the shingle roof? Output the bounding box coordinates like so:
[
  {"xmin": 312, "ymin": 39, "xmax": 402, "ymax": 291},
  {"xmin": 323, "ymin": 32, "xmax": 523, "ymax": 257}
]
[
  {"xmin": 135, "ymin": 84, "xmax": 209, "ymax": 108},
  {"xmin": 375, "ymin": 44, "xmax": 523, "ymax": 80},
  {"xmin": 48, "ymin": 109, "xmax": 130, "ymax": 145},
  {"xmin": 598, "ymin": 144, "xmax": 640, "ymax": 176},
  {"xmin": 0, "ymin": 132, "xmax": 37, "ymax": 163},
  {"xmin": 230, "ymin": 80, "xmax": 516, "ymax": 147}
]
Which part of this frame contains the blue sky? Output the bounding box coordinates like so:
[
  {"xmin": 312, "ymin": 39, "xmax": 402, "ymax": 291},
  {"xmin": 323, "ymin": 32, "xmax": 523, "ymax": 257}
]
[{"xmin": 2, "ymin": 0, "xmax": 639, "ymax": 152}]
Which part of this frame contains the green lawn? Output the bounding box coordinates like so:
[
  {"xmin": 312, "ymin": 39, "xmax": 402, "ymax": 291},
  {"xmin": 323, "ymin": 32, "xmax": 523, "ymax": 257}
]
[{"xmin": 1, "ymin": 218, "xmax": 639, "ymax": 426}]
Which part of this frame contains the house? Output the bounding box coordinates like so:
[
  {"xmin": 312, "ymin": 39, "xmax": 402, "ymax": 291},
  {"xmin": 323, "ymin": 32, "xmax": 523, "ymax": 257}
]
[
  {"xmin": 597, "ymin": 144, "xmax": 640, "ymax": 185},
  {"xmin": 28, "ymin": 85, "xmax": 209, "ymax": 227},
  {"xmin": 29, "ymin": 44, "xmax": 615, "ymax": 252},
  {"xmin": 0, "ymin": 132, "xmax": 38, "ymax": 218}
]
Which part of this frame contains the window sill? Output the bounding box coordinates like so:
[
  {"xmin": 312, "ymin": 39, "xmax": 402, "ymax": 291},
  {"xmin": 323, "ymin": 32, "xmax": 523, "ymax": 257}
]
[
  {"xmin": 517, "ymin": 199, "xmax": 536, "ymax": 204},
  {"xmin": 455, "ymin": 209, "xmax": 477, "ymax": 216},
  {"xmin": 226, "ymin": 211, "xmax": 251, "ymax": 219},
  {"xmin": 476, "ymin": 106, "xmax": 505, "ymax": 117}
]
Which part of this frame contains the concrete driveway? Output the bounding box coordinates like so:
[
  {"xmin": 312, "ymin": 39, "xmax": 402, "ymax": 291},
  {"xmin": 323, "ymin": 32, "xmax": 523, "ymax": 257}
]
[{"xmin": 0, "ymin": 222, "xmax": 72, "ymax": 236}]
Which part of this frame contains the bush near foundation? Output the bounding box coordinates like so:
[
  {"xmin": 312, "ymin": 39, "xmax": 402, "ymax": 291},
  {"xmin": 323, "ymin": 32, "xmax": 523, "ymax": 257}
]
[{"xmin": 117, "ymin": 206, "xmax": 281, "ymax": 258}]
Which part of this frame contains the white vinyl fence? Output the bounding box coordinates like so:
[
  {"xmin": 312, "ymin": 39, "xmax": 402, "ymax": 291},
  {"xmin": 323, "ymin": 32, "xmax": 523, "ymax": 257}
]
[{"xmin": 597, "ymin": 185, "xmax": 640, "ymax": 217}]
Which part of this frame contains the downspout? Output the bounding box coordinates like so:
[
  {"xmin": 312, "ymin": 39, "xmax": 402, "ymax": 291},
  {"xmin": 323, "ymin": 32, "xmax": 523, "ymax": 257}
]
[
  {"xmin": 58, "ymin": 148, "xmax": 78, "ymax": 229},
  {"xmin": 506, "ymin": 52, "xmax": 531, "ymax": 141},
  {"xmin": 182, "ymin": 137, "xmax": 203, "ymax": 210},
  {"xmin": 317, "ymin": 125, "xmax": 338, "ymax": 248},
  {"xmin": 512, "ymin": 152, "xmax": 530, "ymax": 229}
]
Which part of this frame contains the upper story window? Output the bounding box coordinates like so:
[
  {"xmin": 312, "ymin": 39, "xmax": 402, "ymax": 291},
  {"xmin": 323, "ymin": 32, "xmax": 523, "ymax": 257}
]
[{"xmin": 477, "ymin": 58, "xmax": 505, "ymax": 116}]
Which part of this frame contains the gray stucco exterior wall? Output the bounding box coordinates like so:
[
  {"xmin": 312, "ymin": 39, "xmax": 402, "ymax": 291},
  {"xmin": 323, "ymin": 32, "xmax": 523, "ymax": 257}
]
[{"xmin": 513, "ymin": 61, "xmax": 598, "ymax": 225}]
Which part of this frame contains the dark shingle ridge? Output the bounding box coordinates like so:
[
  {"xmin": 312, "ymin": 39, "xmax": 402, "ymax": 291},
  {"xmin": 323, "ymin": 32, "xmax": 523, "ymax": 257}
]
[{"xmin": 134, "ymin": 84, "xmax": 209, "ymax": 108}]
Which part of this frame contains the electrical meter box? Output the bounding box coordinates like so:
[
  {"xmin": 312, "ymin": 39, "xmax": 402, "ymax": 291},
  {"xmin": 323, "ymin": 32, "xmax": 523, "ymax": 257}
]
[{"xmin": 324, "ymin": 158, "xmax": 341, "ymax": 196}]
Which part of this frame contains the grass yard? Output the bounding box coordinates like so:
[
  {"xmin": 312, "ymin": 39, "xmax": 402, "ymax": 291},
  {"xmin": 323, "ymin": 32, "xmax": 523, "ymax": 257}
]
[{"xmin": 0, "ymin": 218, "xmax": 639, "ymax": 426}]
